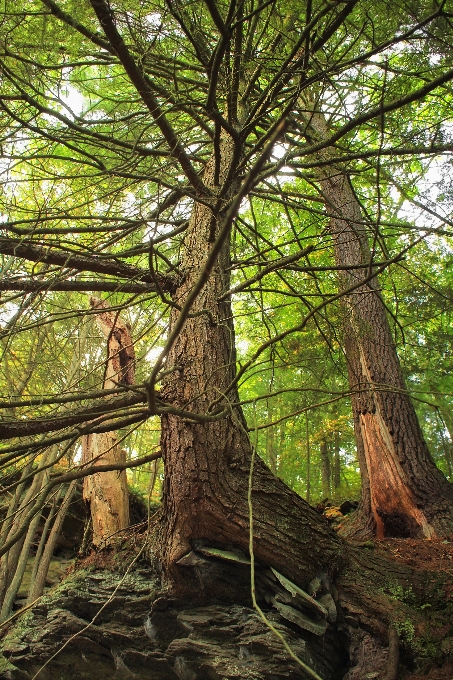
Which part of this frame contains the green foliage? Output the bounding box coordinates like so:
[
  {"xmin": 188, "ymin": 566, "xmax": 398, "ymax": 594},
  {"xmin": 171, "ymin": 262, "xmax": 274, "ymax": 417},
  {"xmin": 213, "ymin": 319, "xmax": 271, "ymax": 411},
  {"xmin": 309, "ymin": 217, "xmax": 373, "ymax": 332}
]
[{"xmin": 1, "ymin": 0, "xmax": 453, "ymax": 509}]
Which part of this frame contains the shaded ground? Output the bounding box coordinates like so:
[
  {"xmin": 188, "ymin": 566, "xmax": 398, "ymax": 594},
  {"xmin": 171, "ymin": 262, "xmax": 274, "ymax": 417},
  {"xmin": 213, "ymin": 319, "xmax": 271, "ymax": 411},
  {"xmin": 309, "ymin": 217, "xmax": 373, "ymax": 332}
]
[{"xmin": 379, "ymin": 538, "xmax": 453, "ymax": 575}]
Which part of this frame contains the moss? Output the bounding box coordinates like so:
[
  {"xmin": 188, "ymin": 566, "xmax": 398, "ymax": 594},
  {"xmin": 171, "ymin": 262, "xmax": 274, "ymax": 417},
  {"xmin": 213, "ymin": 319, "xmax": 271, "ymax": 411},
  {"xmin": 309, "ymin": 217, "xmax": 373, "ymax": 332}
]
[
  {"xmin": 377, "ymin": 571, "xmax": 453, "ymax": 673},
  {"xmin": 379, "ymin": 581, "xmax": 416, "ymax": 607},
  {"xmin": 0, "ymin": 654, "xmax": 17, "ymax": 674}
]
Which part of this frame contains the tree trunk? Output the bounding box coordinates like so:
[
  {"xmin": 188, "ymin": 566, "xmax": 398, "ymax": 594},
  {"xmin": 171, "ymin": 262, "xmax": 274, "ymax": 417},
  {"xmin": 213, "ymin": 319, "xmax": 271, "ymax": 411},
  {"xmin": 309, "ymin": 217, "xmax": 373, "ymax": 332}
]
[
  {"xmin": 28, "ymin": 487, "xmax": 63, "ymax": 592},
  {"xmin": 0, "ymin": 465, "xmax": 52, "ymax": 620},
  {"xmin": 306, "ymin": 414, "xmax": 311, "ymax": 503},
  {"xmin": 333, "ymin": 431, "xmax": 341, "ymax": 492},
  {"xmin": 82, "ymin": 298, "xmax": 134, "ymax": 546},
  {"xmin": 82, "ymin": 432, "xmax": 129, "ymax": 546},
  {"xmin": 320, "ymin": 438, "xmax": 331, "ymax": 498},
  {"xmin": 0, "ymin": 448, "xmax": 58, "ymax": 612},
  {"xmin": 434, "ymin": 401, "xmax": 453, "ymax": 477},
  {"xmin": 158, "ymin": 134, "xmax": 347, "ymax": 596},
  {"xmin": 266, "ymin": 409, "xmax": 277, "ymax": 475},
  {"xmin": 0, "ymin": 506, "xmax": 41, "ymax": 621},
  {"xmin": 302, "ymin": 103, "xmax": 453, "ymax": 539}
]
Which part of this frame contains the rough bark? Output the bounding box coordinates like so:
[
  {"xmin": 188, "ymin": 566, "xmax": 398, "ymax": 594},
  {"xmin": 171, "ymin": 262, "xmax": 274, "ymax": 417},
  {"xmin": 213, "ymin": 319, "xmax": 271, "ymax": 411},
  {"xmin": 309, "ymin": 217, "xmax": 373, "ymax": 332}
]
[
  {"xmin": 302, "ymin": 104, "xmax": 453, "ymax": 539},
  {"xmin": 157, "ymin": 134, "xmax": 347, "ymax": 597},
  {"xmin": 82, "ymin": 298, "xmax": 134, "ymax": 546}
]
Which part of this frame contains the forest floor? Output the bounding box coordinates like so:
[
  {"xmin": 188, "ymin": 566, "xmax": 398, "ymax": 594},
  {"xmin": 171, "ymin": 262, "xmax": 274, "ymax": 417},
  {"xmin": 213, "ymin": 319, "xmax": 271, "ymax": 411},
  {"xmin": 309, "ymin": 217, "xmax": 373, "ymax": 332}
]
[
  {"xmin": 351, "ymin": 537, "xmax": 453, "ymax": 680},
  {"xmin": 378, "ymin": 537, "xmax": 453, "ymax": 576},
  {"xmin": 385, "ymin": 538, "xmax": 453, "ymax": 680}
]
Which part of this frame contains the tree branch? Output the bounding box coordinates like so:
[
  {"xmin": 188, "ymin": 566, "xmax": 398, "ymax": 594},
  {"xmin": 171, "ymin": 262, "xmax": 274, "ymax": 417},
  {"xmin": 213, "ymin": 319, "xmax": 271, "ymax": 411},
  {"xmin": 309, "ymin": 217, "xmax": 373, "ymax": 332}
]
[
  {"xmin": 89, "ymin": 0, "xmax": 206, "ymax": 194},
  {"xmin": 0, "ymin": 238, "xmax": 177, "ymax": 290},
  {"xmin": 0, "ymin": 393, "xmax": 148, "ymax": 440},
  {"xmin": 0, "ymin": 278, "xmax": 158, "ymax": 294}
]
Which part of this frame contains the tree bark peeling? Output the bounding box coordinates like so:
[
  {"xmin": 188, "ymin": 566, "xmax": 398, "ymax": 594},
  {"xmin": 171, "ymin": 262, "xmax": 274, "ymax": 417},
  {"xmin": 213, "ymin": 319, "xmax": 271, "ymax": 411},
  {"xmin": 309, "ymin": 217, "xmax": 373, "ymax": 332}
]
[
  {"xmin": 82, "ymin": 298, "xmax": 134, "ymax": 546},
  {"xmin": 300, "ymin": 101, "xmax": 453, "ymax": 540}
]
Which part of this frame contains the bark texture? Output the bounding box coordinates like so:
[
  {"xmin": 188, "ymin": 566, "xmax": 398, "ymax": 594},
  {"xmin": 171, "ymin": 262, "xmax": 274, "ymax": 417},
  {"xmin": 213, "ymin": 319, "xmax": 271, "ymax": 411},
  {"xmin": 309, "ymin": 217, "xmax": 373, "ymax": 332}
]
[
  {"xmin": 303, "ymin": 104, "xmax": 453, "ymax": 539},
  {"xmin": 82, "ymin": 298, "xmax": 133, "ymax": 545},
  {"xmin": 158, "ymin": 134, "xmax": 347, "ymax": 596}
]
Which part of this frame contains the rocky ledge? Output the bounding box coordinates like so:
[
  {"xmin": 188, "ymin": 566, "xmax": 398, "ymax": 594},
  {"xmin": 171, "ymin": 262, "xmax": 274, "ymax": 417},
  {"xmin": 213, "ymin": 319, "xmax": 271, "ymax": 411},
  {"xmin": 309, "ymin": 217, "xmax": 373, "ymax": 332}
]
[{"xmin": 0, "ymin": 550, "xmax": 350, "ymax": 680}]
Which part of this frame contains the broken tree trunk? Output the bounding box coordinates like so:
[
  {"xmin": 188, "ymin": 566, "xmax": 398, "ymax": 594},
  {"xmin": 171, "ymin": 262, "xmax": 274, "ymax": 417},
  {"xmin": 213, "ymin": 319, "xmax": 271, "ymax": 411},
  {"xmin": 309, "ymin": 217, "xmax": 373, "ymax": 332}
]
[
  {"xmin": 82, "ymin": 298, "xmax": 134, "ymax": 546},
  {"xmin": 299, "ymin": 100, "xmax": 453, "ymax": 539}
]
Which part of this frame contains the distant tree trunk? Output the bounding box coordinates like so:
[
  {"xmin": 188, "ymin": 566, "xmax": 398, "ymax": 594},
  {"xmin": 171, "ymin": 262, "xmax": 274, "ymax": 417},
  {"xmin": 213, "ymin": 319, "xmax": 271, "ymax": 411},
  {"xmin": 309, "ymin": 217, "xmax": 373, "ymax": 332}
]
[
  {"xmin": 333, "ymin": 431, "xmax": 341, "ymax": 492},
  {"xmin": 266, "ymin": 417, "xmax": 277, "ymax": 475},
  {"xmin": 28, "ymin": 488, "xmax": 63, "ymax": 591},
  {"xmin": 0, "ymin": 459, "xmax": 54, "ymax": 620},
  {"xmin": 0, "ymin": 505, "xmax": 41, "ymax": 620},
  {"xmin": 158, "ymin": 134, "xmax": 347, "ymax": 596},
  {"xmin": 320, "ymin": 437, "xmax": 331, "ymax": 498},
  {"xmin": 434, "ymin": 402, "xmax": 453, "ymax": 478},
  {"xmin": 306, "ymin": 414, "xmax": 311, "ymax": 503},
  {"xmin": 301, "ymin": 102, "xmax": 453, "ymax": 539},
  {"xmin": 0, "ymin": 445, "xmax": 59, "ymax": 617},
  {"xmin": 82, "ymin": 298, "xmax": 134, "ymax": 546},
  {"xmin": 147, "ymin": 459, "xmax": 160, "ymax": 501}
]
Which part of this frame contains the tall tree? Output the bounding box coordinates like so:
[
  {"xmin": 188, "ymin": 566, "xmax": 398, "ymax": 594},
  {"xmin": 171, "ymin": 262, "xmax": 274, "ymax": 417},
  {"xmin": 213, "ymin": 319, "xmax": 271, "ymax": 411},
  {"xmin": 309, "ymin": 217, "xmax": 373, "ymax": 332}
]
[
  {"xmin": 297, "ymin": 102, "xmax": 453, "ymax": 538},
  {"xmin": 1, "ymin": 0, "xmax": 453, "ymax": 609}
]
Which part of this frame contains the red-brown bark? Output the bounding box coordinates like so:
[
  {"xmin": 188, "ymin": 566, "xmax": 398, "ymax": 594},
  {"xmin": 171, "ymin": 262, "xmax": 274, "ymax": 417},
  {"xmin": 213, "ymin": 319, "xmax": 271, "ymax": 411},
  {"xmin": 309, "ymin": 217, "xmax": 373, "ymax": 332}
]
[
  {"xmin": 302, "ymin": 104, "xmax": 453, "ymax": 539},
  {"xmin": 157, "ymin": 135, "xmax": 347, "ymax": 595}
]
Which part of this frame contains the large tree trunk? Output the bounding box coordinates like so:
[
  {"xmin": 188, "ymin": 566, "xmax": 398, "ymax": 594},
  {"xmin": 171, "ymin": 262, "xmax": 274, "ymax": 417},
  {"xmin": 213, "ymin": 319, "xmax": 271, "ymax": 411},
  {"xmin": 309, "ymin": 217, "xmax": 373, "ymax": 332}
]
[
  {"xmin": 158, "ymin": 135, "xmax": 347, "ymax": 596},
  {"xmin": 302, "ymin": 104, "xmax": 453, "ymax": 539},
  {"xmin": 82, "ymin": 298, "xmax": 133, "ymax": 546}
]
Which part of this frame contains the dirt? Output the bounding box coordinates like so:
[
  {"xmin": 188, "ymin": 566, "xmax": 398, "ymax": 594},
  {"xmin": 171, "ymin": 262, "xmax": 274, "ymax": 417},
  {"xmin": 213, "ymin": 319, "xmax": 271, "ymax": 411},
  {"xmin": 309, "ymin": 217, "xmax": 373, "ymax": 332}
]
[
  {"xmin": 376, "ymin": 539, "xmax": 453, "ymax": 680},
  {"xmin": 378, "ymin": 538, "xmax": 453, "ymax": 576},
  {"xmin": 405, "ymin": 665, "xmax": 453, "ymax": 680}
]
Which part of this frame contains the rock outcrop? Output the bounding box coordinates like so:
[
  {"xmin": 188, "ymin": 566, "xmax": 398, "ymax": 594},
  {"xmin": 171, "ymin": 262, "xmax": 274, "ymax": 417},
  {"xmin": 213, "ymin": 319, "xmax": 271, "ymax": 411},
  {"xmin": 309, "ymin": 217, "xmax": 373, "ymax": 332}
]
[{"xmin": 0, "ymin": 554, "xmax": 348, "ymax": 680}]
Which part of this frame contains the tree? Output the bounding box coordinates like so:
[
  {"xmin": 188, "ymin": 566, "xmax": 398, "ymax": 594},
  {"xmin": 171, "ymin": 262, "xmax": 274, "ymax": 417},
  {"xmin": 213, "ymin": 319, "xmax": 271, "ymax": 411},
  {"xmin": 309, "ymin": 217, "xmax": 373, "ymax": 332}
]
[
  {"xmin": 1, "ymin": 0, "xmax": 453, "ymax": 623},
  {"xmin": 82, "ymin": 297, "xmax": 133, "ymax": 547},
  {"xmin": 297, "ymin": 102, "xmax": 453, "ymax": 538}
]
